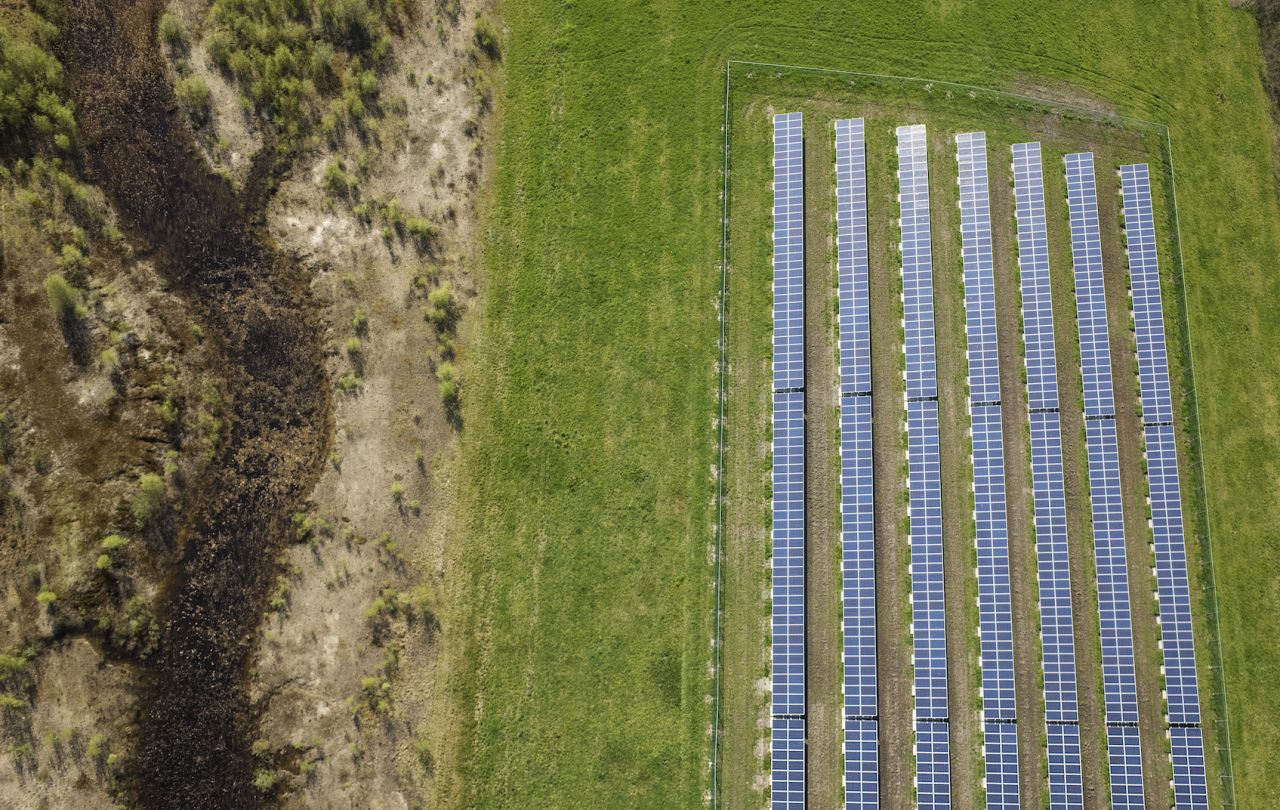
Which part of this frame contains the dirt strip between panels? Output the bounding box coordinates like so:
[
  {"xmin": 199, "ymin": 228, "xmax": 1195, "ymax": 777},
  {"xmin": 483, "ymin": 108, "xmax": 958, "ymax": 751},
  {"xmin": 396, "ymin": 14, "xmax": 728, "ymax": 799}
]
[
  {"xmin": 1042, "ymin": 149, "xmax": 1123, "ymax": 810},
  {"xmin": 925, "ymin": 127, "xmax": 981, "ymax": 809},
  {"xmin": 1094, "ymin": 165, "xmax": 1174, "ymax": 809},
  {"xmin": 803, "ymin": 120, "xmax": 843, "ymax": 809},
  {"xmin": 866, "ymin": 120, "xmax": 914, "ymax": 810},
  {"xmin": 986, "ymin": 141, "xmax": 1049, "ymax": 810}
]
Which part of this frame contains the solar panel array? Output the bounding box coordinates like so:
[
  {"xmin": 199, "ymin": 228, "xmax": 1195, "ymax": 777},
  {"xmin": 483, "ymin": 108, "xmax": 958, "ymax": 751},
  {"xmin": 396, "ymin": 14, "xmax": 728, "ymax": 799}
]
[
  {"xmin": 772, "ymin": 112, "xmax": 806, "ymax": 810},
  {"xmin": 1065, "ymin": 152, "xmax": 1145, "ymax": 807},
  {"xmin": 835, "ymin": 118, "xmax": 878, "ymax": 809},
  {"xmin": 1120, "ymin": 163, "xmax": 1209, "ymax": 809},
  {"xmin": 898, "ymin": 124, "xmax": 950, "ymax": 809},
  {"xmin": 1012, "ymin": 142, "xmax": 1085, "ymax": 808},
  {"xmin": 956, "ymin": 131, "xmax": 1019, "ymax": 809}
]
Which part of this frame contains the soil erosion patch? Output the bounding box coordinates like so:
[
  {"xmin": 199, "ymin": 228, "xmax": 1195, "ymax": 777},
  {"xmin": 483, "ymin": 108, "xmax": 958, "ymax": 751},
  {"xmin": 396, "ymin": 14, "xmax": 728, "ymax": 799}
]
[{"xmin": 56, "ymin": 1, "xmax": 332, "ymax": 807}]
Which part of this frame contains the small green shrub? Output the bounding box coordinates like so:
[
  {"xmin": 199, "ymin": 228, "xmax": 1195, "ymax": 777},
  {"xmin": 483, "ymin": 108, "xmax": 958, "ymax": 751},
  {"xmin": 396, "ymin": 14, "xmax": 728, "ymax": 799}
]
[
  {"xmin": 175, "ymin": 75, "xmax": 212, "ymax": 120},
  {"xmin": 43, "ymin": 273, "xmax": 85, "ymax": 321},
  {"xmin": 101, "ymin": 534, "xmax": 130, "ymax": 550},
  {"xmin": 36, "ymin": 589, "xmax": 57, "ymax": 605},
  {"xmin": 131, "ymin": 473, "xmax": 165, "ymax": 527},
  {"xmin": 159, "ymin": 12, "xmax": 187, "ymax": 47},
  {"xmin": 322, "ymin": 160, "xmax": 351, "ymax": 196},
  {"xmin": 95, "ymin": 554, "xmax": 112, "ymax": 571},
  {"xmin": 474, "ymin": 15, "xmax": 500, "ymax": 59}
]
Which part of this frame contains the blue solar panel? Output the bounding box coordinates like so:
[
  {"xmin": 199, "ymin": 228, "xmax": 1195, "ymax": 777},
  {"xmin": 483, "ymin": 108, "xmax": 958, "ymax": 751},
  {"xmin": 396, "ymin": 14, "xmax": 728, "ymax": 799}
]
[
  {"xmin": 1065, "ymin": 152, "xmax": 1116, "ymax": 419},
  {"xmin": 836, "ymin": 118, "xmax": 872, "ymax": 396},
  {"xmin": 836, "ymin": 119, "xmax": 878, "ymax": 809},
  {"xmin": 1013, "ymin": 142, "xmax": 1084, "ymax": 807},
  {"xmin": 1084, "ymin": 419, "xmax": 1141, "ymax": 727},
  {"xmin": 840, "ymin": 395, "xmax": 877, "ymax": 721},
  {"xmin": 916, "ymin": 720, "xmax": 951, "ymax": 809},
  {"xmin": 844, "ymin": 719, "xmax": 879, "ymax": 809},
  {"xmin": 1118, "ymin": 163, "xmax": 1174, "ymax": 426},
  {"xmin": 983, "ymin": 722, "xmax": 1019, "ymax": 810},
  {"xmin": 1046, "ymin": 723, "xmax": 1085, "ymax": 808},
  {"xmin": 907, "ymin": 398, "xmax": 948, "ymax": 720},
  {"xmin": 1145, "ymin": 424, "xmax": 1201, "ymax": 726},
  {"xmin": 957, "ymin": 132, "xmax": 1001, "ymax": 405},
  {"xmin": 772, "ymin": 716, "xmax": 806, "ymax": 809},
  {"xmin": 1169, "ymin": 726, "xmax": 1210, "ymax": 810},
  {"xmin": 1011, "ymin": 143, "xmax": 1059, "ymax": 411},
  {"xmin": 1027, "ymin": 412, "xmax": 1081, "ymax": 727},
  {"xmin": 773, "ymin": 112, "xmax": 805, "ymax": 393},
  {"xmin": 772, "ymin": 389, "xmax": 805, "ymax": 718},
  {"xmin": 1106, "ymin": 724, "xmax": 1145, "ymax": 809},
  {"xmin": 898, "ymin": 124, "xmax": 938, "ymax": 400}
]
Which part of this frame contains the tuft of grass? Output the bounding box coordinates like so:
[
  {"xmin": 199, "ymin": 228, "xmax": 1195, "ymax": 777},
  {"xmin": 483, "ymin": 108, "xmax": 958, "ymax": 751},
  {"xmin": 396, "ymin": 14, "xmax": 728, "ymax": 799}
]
[
  {"xmin": 131, "ymin": 473, "xmax": 165, "ymax": 527},
  {"xmin": 175, "ymin": 75, "xmax": 212, "ymax": 121},
  {"xmin": 159, "ymin": 12, "xmax": 187, "ymax": 48}
]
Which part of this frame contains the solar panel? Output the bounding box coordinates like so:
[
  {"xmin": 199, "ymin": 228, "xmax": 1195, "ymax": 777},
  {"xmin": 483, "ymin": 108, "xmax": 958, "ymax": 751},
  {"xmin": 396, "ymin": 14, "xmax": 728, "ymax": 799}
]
[
  {"xmin": 1013, "ymin": 142, "xmax": 1084, "ymax": 806},
  {"xmin": 1067, "ymin": 153, "xmax": 1147, "ymax": 803},
  {"xmin": 956, "ymin": 132, "xmax": 1001, "ymax": 405},
  {"xmin": 772, "ymin": 112, "xmax": 806, "ymax": 809},
  {"xmin": 772, "ymin": 716, "xmax": 806, "ymax": 809},
  {"xmin": 836, "ymin": 118, "xmax": 872, "ymax": 395},
  {"xmin": 772, "ymin": 389, "xmax": 806, "ymax": 718},
  {"xmin": 844, "ymin": 718, "xmax": 879, "ymax": 809},
  {"xmin": 1064, "ymin": 152, "xmax": 1116, "ymax": 419},
  {"xmin": 1011, "ymin": 143, "xmax": 1059, "ymax": 411},
  {"xmin": 915, "ymin": 720, "xmax": 951, "ymax": 809},
  {"xmin": 840, "ymin": 395, "xmax": 877, "ymax": 718},
  {"xmin": 1046, "ymin": 723, "xmax": 1085, "ymax": 808},
  {"xmin": 773, "ymin": 112, "xmax": 805, "ymax": 393},
  {"xmin": 1118, "ymin": 164, "xmax": 1174, "ymax": 426},
  {"xmin": 956, "ymin": 131, "xmax": 1022, "ymax": 809},
  {"xmin": 1084, "ymin": 419, "xmax": 1141, "ymax": 727},
  {"xmin": 983, "ymin": 722, "xmax": 1020, "ymax": 810},
  {"xmin": 1169, "ymin": 726, "xmax": 1210, "ymax": 810},
  {"xmin": 836, "ymin": 119, "xmax": 878, "ymax": 809},
  {"xmin": 898, "ymin": 124, "xmax": 938, "ymax": 400},
  {"xmin": 908, "ymin": 398, "xmax": 948, "ymax": 722},
  {"xmin": 1106, "ymin": 724, "xmax": 1145, "ymax": 810}
]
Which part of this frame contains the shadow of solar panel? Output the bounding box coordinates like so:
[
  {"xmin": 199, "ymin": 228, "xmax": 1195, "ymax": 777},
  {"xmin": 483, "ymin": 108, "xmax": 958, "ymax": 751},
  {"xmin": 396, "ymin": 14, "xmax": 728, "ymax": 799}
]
[{"xmin": 772, "ymin": 716, "xmax": 806, "ymax": 809}]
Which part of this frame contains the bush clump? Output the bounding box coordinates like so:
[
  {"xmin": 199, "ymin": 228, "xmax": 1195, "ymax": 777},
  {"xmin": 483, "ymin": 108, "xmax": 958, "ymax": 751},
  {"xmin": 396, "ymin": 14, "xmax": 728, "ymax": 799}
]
[
  {"xmin": 175, "ymin": 74, "xmax": 211, "ymax": 121},
  {"xmin": 131, "ymin": 473, "xmax": 165, "ymax": 527},
  {"xmin": 0, "ymin": 24, "xmax": 76, "ymax": 155},
  {"xmin": 43, "ymin": 272, "xmax": 86, "ymax": 322}
]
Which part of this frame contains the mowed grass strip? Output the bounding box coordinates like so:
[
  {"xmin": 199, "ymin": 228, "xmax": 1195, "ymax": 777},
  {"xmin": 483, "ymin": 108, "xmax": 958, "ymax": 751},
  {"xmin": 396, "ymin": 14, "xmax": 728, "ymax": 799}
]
[{"xmin": 446, "ymin": 4, "xmax": 1280, "ymax": 807}]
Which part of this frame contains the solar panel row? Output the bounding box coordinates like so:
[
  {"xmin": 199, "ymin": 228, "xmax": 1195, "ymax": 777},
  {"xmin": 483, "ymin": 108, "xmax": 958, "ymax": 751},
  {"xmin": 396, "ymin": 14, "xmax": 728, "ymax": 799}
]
[
  {"xmin": 1012, "ymin": 142, "xmax": 1085, "ymax": 807},
  {"xmin": 899, "ymin": 124, "xmax": 950, "ymax": 810},
  {"xmin": 771, "ymin": 113, "xmax": 806, "ymax": 810},
  {"xmin": 1066, "ymin": 152, "xmax": 1146, "ymax": 804},
  {"xmin": 898, "ymin": 124, "xmax": 939, "ymax": 401},
  {"xmin": 1119, "ymin": 163, "xmax": 1209, "ymax": 809},
  {"xmin": 835, "ymin": 118, "xmax": 879, "ymax": 810},
  {"xmin": 772, "ymin": 716, "xmax": 807, "ymax": 810},
  {"xmin": 773, "ymin": 112, "xmax": 805, "ymax": 394},
  {"xmin": 957, "ymin": 131, "xmax": 1020, "ymax": 810},
  {"xmin": 836, "ymin": 118, "xmax": 873, "ymax": 396}
]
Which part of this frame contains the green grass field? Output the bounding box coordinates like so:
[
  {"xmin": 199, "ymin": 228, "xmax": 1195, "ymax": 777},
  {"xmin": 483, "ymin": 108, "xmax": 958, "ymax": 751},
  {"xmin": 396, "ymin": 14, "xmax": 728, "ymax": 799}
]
[{"xmin": 443, "ymin": 3, "xmax": 1280, "ymax": 807}]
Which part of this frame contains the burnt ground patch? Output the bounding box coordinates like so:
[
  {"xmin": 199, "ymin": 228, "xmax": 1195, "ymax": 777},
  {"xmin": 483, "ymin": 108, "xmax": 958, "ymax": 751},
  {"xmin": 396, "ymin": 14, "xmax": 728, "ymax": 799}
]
[{"xmin": 56, "ymin": 0, "xmax": 331, "ymax": 807}]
